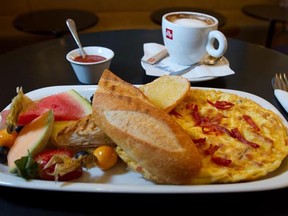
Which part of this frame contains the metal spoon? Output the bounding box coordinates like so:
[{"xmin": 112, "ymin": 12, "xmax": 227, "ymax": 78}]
[
  {"xmin": 170, "ymin": 56, "xmax": 223, "ymax": 76},
  {"xmin": 202, "ymin": 55, "xmax": 223, "ymax": 65},
  {"xmin": 66, "ymin": 18, "xmax": 86, "ymax": 58}
]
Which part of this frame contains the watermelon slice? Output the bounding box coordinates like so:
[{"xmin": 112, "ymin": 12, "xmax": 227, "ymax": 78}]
[{"xmin": 17, "ymin": 89, "xmax": 92, "ymax": 125}]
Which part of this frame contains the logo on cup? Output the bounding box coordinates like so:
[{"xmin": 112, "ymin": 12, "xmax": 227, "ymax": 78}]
[{"xmin": 165, "ymin": 28, "xmax": 173, "ymax": 40}]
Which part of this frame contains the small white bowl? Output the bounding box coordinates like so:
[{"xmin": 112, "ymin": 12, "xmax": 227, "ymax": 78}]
[{"xmin": 66, "ymin": 46, "xmax": 114, "ymax": 84}]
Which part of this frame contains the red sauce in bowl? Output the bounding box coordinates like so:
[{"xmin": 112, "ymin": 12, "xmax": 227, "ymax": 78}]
[{"xmin": 74, "ymin": 55, "xmax": 106, "ymax": 63}]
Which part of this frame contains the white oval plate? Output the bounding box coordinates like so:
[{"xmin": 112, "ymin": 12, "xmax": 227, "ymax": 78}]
[{"xmin": 1, "ymin": 85, "xmax": 288, "ymax": 193}]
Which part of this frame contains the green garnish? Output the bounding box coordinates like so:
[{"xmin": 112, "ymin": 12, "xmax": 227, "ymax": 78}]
[{"xmin": 13, "ymin": 151, "xmax": 39, "ymax": 180}]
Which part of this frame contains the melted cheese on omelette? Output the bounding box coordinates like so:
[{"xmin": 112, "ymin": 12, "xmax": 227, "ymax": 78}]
[{"xmin": 170, "ymin": 89, "xmax": 288, "ymax": 184}]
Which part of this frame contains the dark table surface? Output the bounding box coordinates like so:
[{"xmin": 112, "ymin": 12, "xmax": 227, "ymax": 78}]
[
  {"xmin": 242, "ymin": 4, "xmax": 288, "ymax": 22},
  {"xmin": 13, "ymin": 9, "xmax": 98, "ymax": 37},
  {"xmin": 242, "ymin": 4, "xmax": 288, "ymax": 48},
  {"xmin": 1, "ymin": 29, "xmax": 288, "ymax": 215}
]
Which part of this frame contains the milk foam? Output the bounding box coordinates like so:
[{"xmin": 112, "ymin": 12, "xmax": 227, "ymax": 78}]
[{"xmin": 173, "ymin": 18, "xmax": 208, "ymax": 27}]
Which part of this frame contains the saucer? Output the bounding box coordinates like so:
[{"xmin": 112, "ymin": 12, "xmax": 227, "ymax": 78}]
[{"xmin": 141, "ymin": 55, "xmax": 235, "ymax": 82}]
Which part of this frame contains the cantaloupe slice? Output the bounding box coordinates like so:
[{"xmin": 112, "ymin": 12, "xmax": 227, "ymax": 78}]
[{"xmin": 7, "ymin": 110, "xmax": 54, "ymax": 172}]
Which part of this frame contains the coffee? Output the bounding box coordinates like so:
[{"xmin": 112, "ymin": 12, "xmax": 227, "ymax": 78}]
[{"xmin": 166, "ymin": 14, "xmax": 215, "ymax": 27}]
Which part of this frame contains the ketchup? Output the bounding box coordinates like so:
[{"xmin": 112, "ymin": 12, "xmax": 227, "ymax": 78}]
[{"xmin": 74, "ymin": 55, "xmax": 106, "ymax": 63}]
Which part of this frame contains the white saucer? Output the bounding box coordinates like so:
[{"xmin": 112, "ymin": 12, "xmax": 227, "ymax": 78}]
[{"xmin": 141, "ymin": 56, "xmax": 235, "ymax": 82}]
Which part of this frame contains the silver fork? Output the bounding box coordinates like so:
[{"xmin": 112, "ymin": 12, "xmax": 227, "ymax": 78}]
[
  {"xmin": 272, "ymin": 73, "xmax": 288, "ymax": 91},
  {"xmin": 272, "ymin": 73, "xmax": 288, "ymax": 113}
]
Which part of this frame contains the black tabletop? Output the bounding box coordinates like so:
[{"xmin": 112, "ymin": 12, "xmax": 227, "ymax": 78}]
[
  {"xmin": 242, "ymin": 4, "xmax": 288, "ymax": 48},
  {"xmin": 1, "ymin": 29, "xmax": 288, "ymax": 215},
  {"xmin": 13, "ymin": 9, "xmax": 98, "ymax": 37},
  {"xmin": 242, "ymin": 4, "xmax": 288, "ymax": 22}
]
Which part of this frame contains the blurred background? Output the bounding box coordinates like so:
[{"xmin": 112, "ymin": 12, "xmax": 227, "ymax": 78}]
[{"xmin": 1, "ymin": 0, "xmax": 287, "ymax": 54}]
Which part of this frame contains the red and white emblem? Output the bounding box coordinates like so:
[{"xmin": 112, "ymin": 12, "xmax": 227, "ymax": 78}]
[{"xmin": 165, "ymin": 28, "xmax": 173, "ymax": 40}]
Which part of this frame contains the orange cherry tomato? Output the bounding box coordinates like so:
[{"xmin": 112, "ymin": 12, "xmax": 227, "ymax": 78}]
[
  {"xmin": 93, "ymin": 146, "xmax": 118, "ymax": 170},
  {"xmin": 0, "ymin": 129, "xmax": 17, "ymax": 148}
]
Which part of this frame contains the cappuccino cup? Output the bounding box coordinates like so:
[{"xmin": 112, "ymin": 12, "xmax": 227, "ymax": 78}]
[{"xmin": 162, "ymin": 11, "xmax": 227, "ymax": 65}]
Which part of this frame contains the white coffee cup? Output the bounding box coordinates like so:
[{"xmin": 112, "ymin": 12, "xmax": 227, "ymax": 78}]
[{"xmin": 162, "ymin": 11, "xmax": 227, "ymax": 65}]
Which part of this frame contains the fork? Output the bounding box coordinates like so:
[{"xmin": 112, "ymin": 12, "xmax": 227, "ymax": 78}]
[
  {"xmin": 273, "ymin": 73, "xmax": 288, "ymax": 91},
  {"xmin": 272, "ymin": 73, "xmax": 288, "ymax": 113}
]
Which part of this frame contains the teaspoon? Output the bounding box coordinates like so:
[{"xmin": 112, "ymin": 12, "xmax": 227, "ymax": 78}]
[
  {"xmin": 66, "ymin": 18, "xmax": 86, "ymax": 58},
  {"xmin": 202, "ymin": 55, "xmax": 222, "ymax": 65},
  {"xmin": 170, "ymin": 56, "xmax": 223, "ymax": 76}
]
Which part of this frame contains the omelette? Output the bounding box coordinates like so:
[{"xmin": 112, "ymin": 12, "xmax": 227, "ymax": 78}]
[{"xmin": 170, "ymin": 88, "xmax": 288, "ymax": 184}]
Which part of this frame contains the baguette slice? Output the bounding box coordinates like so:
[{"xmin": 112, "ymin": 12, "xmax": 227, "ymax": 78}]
[
  {"xmin": 92, "ymin": 70, "xmax": 202, "ymax": 184},
  {"xmin": 97, "ymin": 69, "xmax": 148, "ymax": 101},
  {"xmin": 139, "ymin": 75, "xmax": 190, "ymax": 112}
]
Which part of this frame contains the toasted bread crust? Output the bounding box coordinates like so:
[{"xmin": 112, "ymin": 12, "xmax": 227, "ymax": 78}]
[
  {"xmin": 98, "ymin": 69, "xmax": 148, "ymax": 101},
  {"xmin": 51, "ymin": 114, "xmax": 115, "ymax": 149},
  {"xmin": 92, "ymin": 70, "xmax": 202, "ymax": 184},
  {"xmin": 139, "ymin": 75, "xmax": 190, "ymax": 112}
]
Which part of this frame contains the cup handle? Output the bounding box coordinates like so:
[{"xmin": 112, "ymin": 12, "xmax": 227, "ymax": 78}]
[{"xmin": 206, "ymin": 30, "xmax": 227, "ymax": 58}]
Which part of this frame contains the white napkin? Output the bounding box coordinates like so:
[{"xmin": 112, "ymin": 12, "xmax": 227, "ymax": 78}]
[
  {"xmin": 274, "ymin": 89, "xmax": 288, "ymax": 113},
  {"xmin": 141, "ymin": 43, "xmax": 235, "ymax": 80}
]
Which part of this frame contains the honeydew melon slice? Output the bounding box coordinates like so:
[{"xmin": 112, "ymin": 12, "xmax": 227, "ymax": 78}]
[{"xmin": 7, "ymin": 110, "xmax": 54, "ymax": 173}]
